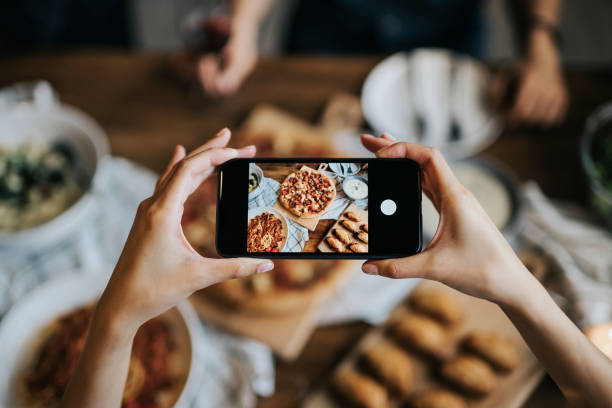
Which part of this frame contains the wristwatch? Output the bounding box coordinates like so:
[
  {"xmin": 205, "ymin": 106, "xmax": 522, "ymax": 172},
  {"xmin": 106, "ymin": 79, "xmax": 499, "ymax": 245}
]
[{"xmin": 530, "ymin": 15, "xmax": 563, "ymax": 49}]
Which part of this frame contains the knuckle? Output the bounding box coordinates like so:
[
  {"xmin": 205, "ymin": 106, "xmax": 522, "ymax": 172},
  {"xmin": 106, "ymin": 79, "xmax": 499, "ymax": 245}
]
[
  {"xmin": 427, "ymin": 147, "xmax": 443, "ymax": 163},
  {"xmin": 142, "ymin": 202, "xmax": 164, "ymax": 229},
  {"xmin": 385, "ymin": 262, "xmax": 403, "ymax": 279},
  {"xmin": 137, "ymin": 198, "xmax": 152, "ymax": 213}
]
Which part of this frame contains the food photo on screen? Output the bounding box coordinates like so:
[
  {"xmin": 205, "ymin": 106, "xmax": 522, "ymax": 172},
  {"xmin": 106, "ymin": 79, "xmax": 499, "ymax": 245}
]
[{"xmin": 246, "ymin": 162, "xmax": 369, "ymax": 253}]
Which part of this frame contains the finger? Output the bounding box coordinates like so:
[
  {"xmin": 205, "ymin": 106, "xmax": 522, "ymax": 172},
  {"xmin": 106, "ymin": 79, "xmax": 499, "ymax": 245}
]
[
  {"xmin": 361, "ymin": 133, "xmax": 394, "ymax": 153},
  {"xmin": 381, "ymin": 132, "xmax": 397, "ymax": 142},
  {"xmin": 374, "ymin": 142, "xmax": 462, "ymax": 210},
  {"xmin": 198, "ymin": 258, "xmax": 275, "ymax": 286},
  {"xmin": 215, "ymin": 62, "xmax": 251, "ymax": 95},
  {"xmin": 509, "ymin": 88, "xmax": 537, "ymax": 124},
  {"xmin": 159, "ymin": 147, "xmax": 239, "ymax": 211},
  {"xmin": 156, "ymin": 145, "xmax": 186, "ymax": 191},
  {"xmin": 199, "ymin": 55, "xmax": 221, "ymax": 95},
  {"xmin": 362, "ymin": 252, "xmax": 433, "ymax": 280},
  {"xmin": 236, "ymin": 144, "xmax": 256, "ymax": 158},
  {"xmin": 186, "ymin": 128, "xmax": 231, "ymax": 159},
  {"xmin": 540, "ymin": 97, "xmax": 561, "ymax": 126}
]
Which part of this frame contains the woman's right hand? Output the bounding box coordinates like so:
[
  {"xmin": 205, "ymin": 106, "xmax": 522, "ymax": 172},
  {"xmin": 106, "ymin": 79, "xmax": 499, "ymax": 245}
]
[{"xmin": 360, "ymin": 134, "xmax": 535, "ymax": 308}]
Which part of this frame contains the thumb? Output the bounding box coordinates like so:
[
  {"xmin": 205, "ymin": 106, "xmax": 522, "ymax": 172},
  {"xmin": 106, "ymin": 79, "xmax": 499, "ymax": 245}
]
[
  {"xmin": 362, "ymin": 252, "xmax": 432, "ymax": 280},
  {"xmin": 201, "ymin": 258, "xmax": 274, "ymax": 285}
]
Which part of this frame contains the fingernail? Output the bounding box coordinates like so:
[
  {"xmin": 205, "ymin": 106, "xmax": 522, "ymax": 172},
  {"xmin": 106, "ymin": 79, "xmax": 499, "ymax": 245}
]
[
  {"xmin": 362, "ymin": 264, "xmax": 378, "ymax": 275},
  {"xmin": 256, "ymin": 261, "xmax": 274, "ymax": 274}
]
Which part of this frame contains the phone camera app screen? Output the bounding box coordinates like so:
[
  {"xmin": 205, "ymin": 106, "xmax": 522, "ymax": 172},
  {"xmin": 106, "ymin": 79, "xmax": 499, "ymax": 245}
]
[{"xmin": 246, "ymin": 162, "xmax": 369, "ymax": 253}]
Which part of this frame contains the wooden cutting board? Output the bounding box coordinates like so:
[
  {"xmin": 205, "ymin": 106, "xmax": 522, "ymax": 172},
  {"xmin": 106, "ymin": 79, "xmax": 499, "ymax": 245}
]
[
  {"xmin": 303, "ymin": 280, "xmax": 544, "ymax": 408},
  {"xmin": 318, "ymin": 203, "xmax": 368, "ymax": 253},
  {"xmin": 190, "ymin": 261, "xmax": 359, "ymax": 361}
]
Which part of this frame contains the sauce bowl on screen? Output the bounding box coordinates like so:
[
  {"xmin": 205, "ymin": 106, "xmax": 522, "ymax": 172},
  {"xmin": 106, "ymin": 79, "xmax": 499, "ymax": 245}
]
[{"xmin": 342, "ymin": 176, "xmax": 369, "ymax": 201}]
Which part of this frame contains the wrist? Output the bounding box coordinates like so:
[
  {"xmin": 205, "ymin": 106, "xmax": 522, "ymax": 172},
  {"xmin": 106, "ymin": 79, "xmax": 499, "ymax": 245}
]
[
  {"xmin": 90, "ymin": 301, "xmax": 138, "ymax": 349},
  {"xmin": 95, "ymin": 287, "xmax": 141, "ymax": 340},
  {"xmin": 486, "ymin": 251, "xmax": 540, "ymax": 310},
  {"xmin": 525, "ymin": 29, "xmax": 561, "ymax": 70},
  {"xmin": 231, "ymin": 16, "xmax": 259, "ymax": 43}
]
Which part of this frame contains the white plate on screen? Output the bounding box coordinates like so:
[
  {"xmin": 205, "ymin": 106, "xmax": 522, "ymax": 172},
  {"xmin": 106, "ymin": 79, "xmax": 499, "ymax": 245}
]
[{"xmin": 361, "ymin": 49, "xmax": 503, "ymax": 159}]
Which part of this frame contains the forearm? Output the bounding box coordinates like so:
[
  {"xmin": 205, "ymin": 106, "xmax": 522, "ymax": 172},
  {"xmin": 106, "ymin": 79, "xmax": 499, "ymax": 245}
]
[
  {"xmin": 521, "ymin": 0, "xmax": 562, "ymax": 64},
  {"xmin": 501, "ymin": 271, "xmax": 612, "ymax": 407},
  {"xmin": 62, "ymin": 299, "xmax": 137, "ymax": 408},
  {"xmin": 230, "ymin": 0, "xmax": 276, "ymax": 39}
]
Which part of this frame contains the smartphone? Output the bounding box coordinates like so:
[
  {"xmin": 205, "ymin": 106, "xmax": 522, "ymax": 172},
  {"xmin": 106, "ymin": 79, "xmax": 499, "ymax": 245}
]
[{"xmin": 216, "ymin": 158, "xmax": 422, "ymax": 259}]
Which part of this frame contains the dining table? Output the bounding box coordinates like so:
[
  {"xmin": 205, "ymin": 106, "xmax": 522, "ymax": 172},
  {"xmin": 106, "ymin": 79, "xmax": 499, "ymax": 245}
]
[{"xmin": 2, "ymin": 50, "xmax": 612, "ymax": 407}]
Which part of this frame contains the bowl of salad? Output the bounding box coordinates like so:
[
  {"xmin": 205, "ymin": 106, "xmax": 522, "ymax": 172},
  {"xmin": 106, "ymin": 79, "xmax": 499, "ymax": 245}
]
[
  {"xmin": 0, "ymin": 82, "xmax": 109, "ymax": 249},
  {"xmin": 581, "ymin": 102, "xmax": 612, "ymax": 229}
]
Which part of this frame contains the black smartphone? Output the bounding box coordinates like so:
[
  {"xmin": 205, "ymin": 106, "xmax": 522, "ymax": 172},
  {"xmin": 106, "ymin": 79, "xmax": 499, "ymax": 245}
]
[{"xmin": 216, "ymin": 158, "xmax": 422, "ymax": 259}]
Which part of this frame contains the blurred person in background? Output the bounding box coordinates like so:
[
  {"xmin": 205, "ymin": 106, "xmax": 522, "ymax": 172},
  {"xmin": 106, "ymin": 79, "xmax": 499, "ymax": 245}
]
[
  {"xmin": 199, "ymin": 0, "xmax": 568, "ymax": 126},
  {"xmin": 0, "ymin": 0, "xmax": 131, "ymax": 51}
]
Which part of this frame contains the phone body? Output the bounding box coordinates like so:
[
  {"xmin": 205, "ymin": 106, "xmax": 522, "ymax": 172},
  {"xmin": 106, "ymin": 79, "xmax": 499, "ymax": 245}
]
[{"xmin": 216, "ymin": 158, "xmax": 422, "ymax": 259}]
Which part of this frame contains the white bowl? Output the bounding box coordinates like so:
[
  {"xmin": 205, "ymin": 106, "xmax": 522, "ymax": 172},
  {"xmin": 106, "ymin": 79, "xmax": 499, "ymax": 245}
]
[
  {"xmin": 361, "ymin": 49, "xmax": 502, "ymax": 159},
  {"xmin": 0, "ymin": 272, "xmax": 205, "ymax": 408},
  {"xmin": 0, "ymin": 82, "xmax": 109, "ymax": 250}
]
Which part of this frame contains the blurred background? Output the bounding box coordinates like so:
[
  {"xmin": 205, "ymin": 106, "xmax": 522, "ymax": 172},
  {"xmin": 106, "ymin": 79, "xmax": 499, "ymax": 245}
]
[
  {"xmin": 2, "ymin": 0, "xmax": 612, "ymax": 65},
  {"xmin": 2, "ymin": 1, "xmax": 612, "ymax": 408}
]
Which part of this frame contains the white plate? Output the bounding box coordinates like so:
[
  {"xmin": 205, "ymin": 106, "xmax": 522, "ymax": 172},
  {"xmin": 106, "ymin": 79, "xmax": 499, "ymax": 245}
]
[
  {"xmin": 0, "ymin": 272, "xmax": 205, "ymax": 408},
  {"xmin": 247, "ymin": 206, "xmax": 289, "ymax": 252},
  {"xmin": 361, "ymin": 49, "xmax": 503, "ymax": 159}
]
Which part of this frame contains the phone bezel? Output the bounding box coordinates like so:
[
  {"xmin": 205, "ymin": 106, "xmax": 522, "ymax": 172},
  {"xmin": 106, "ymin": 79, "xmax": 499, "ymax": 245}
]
[{"xmin": 216, "ymin": 157, "xmax": 422, "ymax": 259}]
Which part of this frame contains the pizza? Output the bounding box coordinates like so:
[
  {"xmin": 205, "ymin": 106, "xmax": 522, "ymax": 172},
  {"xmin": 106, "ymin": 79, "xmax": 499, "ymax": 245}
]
[
  {"xmin": 247, "ymin": 211, "xmax": 285, "ymax": 252},
  {"xmin": 279, "ymin": 169, "xmax": 336, "ymax": 218},
  {"xmin": 203, "ymin": 260, "xmax": 354, "ymax": 315}
]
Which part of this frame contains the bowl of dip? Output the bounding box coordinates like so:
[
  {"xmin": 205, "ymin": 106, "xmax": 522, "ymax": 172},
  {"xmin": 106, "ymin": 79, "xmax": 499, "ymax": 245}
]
[
  {"xmin": 342, "ymin": 176, "xmax": 369, "ymax": 201},
  {"xmin": 248, "ymin": 163, "xmax": 264, "ymax": 201}
]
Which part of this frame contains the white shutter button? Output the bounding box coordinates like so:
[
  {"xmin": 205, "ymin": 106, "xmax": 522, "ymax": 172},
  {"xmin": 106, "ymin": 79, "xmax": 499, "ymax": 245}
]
[{"xmin": 380, "ymin": 199, "xmax": 397, "ymax": 216}]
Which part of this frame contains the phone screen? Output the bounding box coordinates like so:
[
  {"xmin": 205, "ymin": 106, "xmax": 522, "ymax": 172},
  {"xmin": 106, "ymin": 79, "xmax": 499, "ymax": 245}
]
[
  {"xmin": 247, "ymin": 161, "xmax": 369, "ymax": 254},
  {"xmin": 216, "ymin": 158, "xmax": 421, "ymax": 259}
]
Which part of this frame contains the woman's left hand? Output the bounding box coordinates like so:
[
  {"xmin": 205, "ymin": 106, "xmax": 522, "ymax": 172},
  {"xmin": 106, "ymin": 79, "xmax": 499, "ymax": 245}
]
[{"xmin": 97, "ymin": 128, "xmax": 273, "ymax": 333}]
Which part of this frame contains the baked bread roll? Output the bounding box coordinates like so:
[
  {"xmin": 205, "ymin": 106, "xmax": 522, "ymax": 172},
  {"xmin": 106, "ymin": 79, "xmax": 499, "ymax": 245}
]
[
  {"xmin": 390, "ymin": 314, "xmax": 449, "ymax": 359},
  {"xmin": 349, "ymin": 243, "xmax": 367, "ymax": 253},
  {"xmin": 332, "ymin": 371, "xmax": 389, "ymax": 408},
  {"xmin": 341, "ymin": 219, "xmax": 360, "ymax": 233},
  {"xmin": 441, "ymin": 355, "xmax": 497, "ymax": 395},
  {"xmin": 361, "ymin": 343, "xmax": 413, "ymax": 397},
  {"xmin": 345, "ymin": 211, "xmax": 361, "ymax": 222},
  {"xmin": 463, "ymin": 331, "xmax": 519, "ymax": 371},
  {"xmin": 409, "ymin": 288, "xmax": 462, "ymax": 325},
  {"xmin": 326, "ymin": 236, "xmax": 344, "ymax": 252},
  {"xmin": 333, "ymin": 228, "xmax": 352, "ymax": 244},
  {"xmin": 357, "ymin": 232, "xmax": 368, "ymax": 244},
  {"xmin": 411, "ymin": 389, "xmax": 467, "ymax": 408}
]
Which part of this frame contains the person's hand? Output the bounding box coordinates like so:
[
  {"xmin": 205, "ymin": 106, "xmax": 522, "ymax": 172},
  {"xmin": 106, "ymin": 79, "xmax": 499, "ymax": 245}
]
[
  {"xmin": 508, "ymin": 57, "xmax": 568, "ymax": 126},
  {"xmin": 97, "ymin": 128, "xmax": 274, "ymax": 332},
  {"xmin": 492, "ymin": 30, "xmax": 569, "ymax": 127},
  {"xmin": 198, "ymin": 32, "xmax": 258, "ymax": 96},
  {"xmin": 360, "ymin": 133, "xmax": 534, "ymax": 307}
]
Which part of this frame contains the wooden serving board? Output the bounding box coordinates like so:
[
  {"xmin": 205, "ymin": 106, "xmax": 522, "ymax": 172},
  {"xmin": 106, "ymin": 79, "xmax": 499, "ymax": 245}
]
[
  {"xmin": 190, "ymin": 261, "xmax": 359, "ymax": 361},
  {"xmin": 318, "ymin": 203, "xmax": 368, "ymax": 253},
  {"xmin": 273, "ymin": 165, "xmax": 335, "ymax": 232},
  {"xmin": 303, "ymin": 280, "xmax": 544, "ymax": 408}
]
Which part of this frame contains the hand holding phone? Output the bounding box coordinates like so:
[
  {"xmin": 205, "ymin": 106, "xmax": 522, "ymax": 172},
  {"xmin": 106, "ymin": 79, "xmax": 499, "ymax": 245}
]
[
  {"xmin": 360, "ymin": 134, "xmax": 529, "ymax": 306},
  {"xmin": 216, "ymin": 157, "xmax": 422, "ymax": 258}
]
